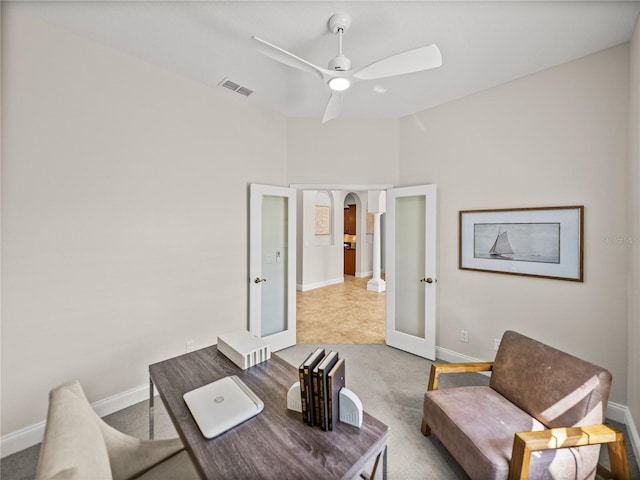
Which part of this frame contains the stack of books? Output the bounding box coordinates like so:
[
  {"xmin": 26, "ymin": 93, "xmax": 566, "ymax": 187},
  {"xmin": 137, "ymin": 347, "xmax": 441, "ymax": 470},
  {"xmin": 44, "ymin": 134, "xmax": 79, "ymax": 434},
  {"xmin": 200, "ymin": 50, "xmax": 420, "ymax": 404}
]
[{"xmin": 298, "ymin": 348, "xmax": 346, "ymax": 431}]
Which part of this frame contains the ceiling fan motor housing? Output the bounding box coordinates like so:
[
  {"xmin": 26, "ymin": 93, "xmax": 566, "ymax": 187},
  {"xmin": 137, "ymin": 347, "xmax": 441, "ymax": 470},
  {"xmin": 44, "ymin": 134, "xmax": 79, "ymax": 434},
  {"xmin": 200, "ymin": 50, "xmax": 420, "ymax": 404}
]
[{"xmin": 329, "ymin": 54, "xmax": 351, "ymax": 71}]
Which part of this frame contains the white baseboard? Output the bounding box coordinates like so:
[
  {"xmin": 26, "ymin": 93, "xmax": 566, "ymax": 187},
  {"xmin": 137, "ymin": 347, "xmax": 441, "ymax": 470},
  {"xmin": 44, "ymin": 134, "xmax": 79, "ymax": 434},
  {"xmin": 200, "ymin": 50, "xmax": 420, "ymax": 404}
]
[
  {"xmin": 1, "ymin": 383, "xmax": 151, "ymax": 458},
  {"xmin": 606, "ymin": 401, "xmax": 628, "ymax": 424},
  {"xmin": 0, "ymin": 422, "xmax": 47, "ymax": 459},
  {"xmin": 623, "ymin": 406, "xmax": 640, "ymax": 466},
  {"xmin": 90, "ymin": 383, "xmax": 150, "ymax": 418},
  {"xmin": 355, "ymin": 271, "xmax": 373, "ymax": 278},
  {"xmin": 435, "ymin": 345, "xmax": 481, "ymax": 364},
  {"xmin": 435, "ymin": 346, "xmax": 639, "ymax": 458},
  {"xmin": 297, "ymin": 277, "xmax": 344, "ymax": 292}
]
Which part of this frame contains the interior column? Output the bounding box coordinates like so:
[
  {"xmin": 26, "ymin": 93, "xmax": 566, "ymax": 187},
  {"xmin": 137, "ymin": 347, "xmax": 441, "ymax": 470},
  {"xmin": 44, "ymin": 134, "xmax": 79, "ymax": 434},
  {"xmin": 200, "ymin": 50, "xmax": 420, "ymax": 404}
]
[{"xmin": 367, "ymin": 191, "xmax": 386, "ymax": 292}]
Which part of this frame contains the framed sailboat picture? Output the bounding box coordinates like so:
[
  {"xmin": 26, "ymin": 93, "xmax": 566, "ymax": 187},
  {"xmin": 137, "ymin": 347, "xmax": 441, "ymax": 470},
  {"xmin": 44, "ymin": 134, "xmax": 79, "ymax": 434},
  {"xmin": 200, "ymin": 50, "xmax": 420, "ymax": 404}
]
[{"xmin": 459, "ymin": 206, "xmax": 584, "ymax": 281}]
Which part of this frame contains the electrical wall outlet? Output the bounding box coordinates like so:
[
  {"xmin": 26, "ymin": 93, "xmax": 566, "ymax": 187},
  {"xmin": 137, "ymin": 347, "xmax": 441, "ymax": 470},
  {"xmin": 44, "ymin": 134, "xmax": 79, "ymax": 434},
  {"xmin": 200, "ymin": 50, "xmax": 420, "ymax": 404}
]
[
  {"xmin": 460, "ymin": 330, "xmax": 469, "ymax": 343},
  {"xmin": 494, "ymin": 338, "xmax": 501, "ymax": 351},
  {"xmin": 186, "ymin": 340, "xmax": 195, "ymax": 353}
]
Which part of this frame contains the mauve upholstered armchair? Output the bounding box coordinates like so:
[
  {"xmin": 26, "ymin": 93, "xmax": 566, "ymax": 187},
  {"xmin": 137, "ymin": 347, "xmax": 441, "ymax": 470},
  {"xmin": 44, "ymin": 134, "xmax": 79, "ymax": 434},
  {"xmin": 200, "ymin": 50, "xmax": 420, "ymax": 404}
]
[{"xmin": 421, "ymin": 330, "xmax": 630, "ymax": 480}]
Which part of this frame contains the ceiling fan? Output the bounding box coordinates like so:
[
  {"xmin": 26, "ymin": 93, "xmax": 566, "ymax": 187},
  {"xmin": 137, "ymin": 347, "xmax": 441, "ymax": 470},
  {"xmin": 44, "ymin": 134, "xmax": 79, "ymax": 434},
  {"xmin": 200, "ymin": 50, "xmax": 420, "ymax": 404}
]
[{"xmin": 251, "ymin": 13, "xmax": 442, "ymax": 123}]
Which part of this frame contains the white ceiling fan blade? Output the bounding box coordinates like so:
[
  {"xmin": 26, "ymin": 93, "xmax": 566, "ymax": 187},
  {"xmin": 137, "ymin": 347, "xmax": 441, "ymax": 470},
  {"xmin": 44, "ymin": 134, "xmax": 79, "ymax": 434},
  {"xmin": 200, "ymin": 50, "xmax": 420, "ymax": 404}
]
[
  {"xmin": 353, "ymin": 44, "xmax": 442, "ymax": 81},
  {"xmin": 251, "ymin": 36, "xmax": 332, "ymax": 81},
  {"xmin": 322, "ymin": 92, "xmax": 343, "ymax": 123}
]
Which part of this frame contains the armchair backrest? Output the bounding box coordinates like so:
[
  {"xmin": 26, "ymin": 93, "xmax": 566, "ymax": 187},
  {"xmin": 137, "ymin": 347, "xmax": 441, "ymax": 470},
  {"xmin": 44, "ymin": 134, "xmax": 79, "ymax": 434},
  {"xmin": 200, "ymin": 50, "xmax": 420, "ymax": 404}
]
[
  {"xmin": 36, "ymin": 381, "xmax": 188, "ymax": 480},
  {"xmin": 490, "ymin": 330, "xmax": 612, "ymax": 429},
  {"xmin": 35, "ymin": 381, "xmax": 112, "ymax": 479}
]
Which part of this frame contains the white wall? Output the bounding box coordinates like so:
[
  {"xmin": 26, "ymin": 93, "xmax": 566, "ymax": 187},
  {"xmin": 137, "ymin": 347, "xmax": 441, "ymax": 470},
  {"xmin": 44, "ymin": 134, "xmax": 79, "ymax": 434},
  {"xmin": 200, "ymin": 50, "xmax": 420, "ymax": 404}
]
[
  {"xmin": 399, "ymin": 44, "xmax": 630, "ymax": 405},
  {"xmin": 299, "ymin": 189, "xmax": 344, "ymax": 290},
  {"xmin": 352, "ymin": 191, "xmax": 374, "ymax": 278},
  {"xmin": 628, "ymin": 15, "xmax": 640, "ymax": 439},
  {"xmin": 286, "ymin": 118, "xmax": 400, "ymax": 185},
  {"xmin": 1, "ymin": 9, "xmax": 286, "ymax": 435}
]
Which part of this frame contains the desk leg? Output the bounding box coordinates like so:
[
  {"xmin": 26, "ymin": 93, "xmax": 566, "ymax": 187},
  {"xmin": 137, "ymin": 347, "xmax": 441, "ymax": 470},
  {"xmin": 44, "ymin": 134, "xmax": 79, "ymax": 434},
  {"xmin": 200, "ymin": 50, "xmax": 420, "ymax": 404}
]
[
  {"xmin": 360, "ymin": 445, "xmax": 387, "ymax": 480},
  {"xmin": 382, "ymin": 445, "xmax": 387, "ymax": 480},
  {"xmin": 149, "ymin": 378, "xmax": 154, "ymax": 440}
]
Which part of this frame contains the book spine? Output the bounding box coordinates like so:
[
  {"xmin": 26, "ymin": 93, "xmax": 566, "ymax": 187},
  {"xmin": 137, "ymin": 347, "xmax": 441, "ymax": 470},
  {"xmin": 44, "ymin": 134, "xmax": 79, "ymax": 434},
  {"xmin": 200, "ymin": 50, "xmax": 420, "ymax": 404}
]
[
  {"xmin": 319, "ymin": 356, "xmax": 338, "ymax": 431},
  {"xmin": 327, "ymin": 373, "xmax": 333, "ymax": 431},
  {"xmin": 312, "ymin": 370, "xmax": 320, "ymax": 426},
  {"xmin": 303, "ymin": 366, "xmax": 313, "ymax": 424},
  {"xmin": 299, "ymin": 366, "xmax": 307, "ymax": 423},
  {"xmin": 298, "ymin": 348, "xmax": 325, "ymax": 426},
  {"xmin": 319, "ymin": 373, "xmax": 328, "ymax": 431}
]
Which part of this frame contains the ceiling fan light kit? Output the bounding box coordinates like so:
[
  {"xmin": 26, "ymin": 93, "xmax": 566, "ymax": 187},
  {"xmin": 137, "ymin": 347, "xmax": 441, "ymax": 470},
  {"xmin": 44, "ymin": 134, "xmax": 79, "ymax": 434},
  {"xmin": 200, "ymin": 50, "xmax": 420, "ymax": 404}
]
[
  {"xmin": 328, "ymin": 77, "xmax": 351, "ymax": 92},
  {"xmin": 252, "ymin": 12, "xmax": 442, "ymax": 123}
]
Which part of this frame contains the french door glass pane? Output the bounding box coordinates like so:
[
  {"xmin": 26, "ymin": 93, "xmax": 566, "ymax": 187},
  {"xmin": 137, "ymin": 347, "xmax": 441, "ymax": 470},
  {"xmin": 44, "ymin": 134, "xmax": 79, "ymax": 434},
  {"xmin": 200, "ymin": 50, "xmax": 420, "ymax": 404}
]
[
  {"xmin": 395, "ymin": 195, "xmax": 425, "ymax": 338},
  {"xmin": 261, "ymin": 195, "xmax": 288, "ymax": 336}
]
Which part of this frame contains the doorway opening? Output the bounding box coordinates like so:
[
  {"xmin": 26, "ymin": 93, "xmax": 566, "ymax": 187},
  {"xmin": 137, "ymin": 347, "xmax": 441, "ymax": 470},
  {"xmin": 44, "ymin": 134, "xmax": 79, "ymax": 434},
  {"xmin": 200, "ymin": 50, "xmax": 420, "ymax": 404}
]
[
  {"xmin": 293, "ymin": 186, "xmax": 388, "ymax": 344},
  {"xmin": 249, "ymin": 183, "xmax": 437, "ymax": 359}
]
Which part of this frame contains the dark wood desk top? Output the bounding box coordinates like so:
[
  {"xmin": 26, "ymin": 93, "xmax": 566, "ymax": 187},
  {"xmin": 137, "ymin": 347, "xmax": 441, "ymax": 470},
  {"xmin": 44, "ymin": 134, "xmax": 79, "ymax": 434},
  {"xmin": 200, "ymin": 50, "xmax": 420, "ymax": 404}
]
[{"xmin": 149, "ymin": 346, "xmax": 389, "ymax": 480}]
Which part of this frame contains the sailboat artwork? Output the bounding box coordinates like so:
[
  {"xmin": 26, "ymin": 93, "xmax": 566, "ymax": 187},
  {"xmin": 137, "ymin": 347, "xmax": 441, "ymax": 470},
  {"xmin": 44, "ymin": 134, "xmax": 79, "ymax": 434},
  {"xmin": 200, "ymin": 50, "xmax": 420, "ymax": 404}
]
[
  {"xmin": 461, "ymin": 206, "xmax": 583, "ymax": 281},
  {"xmin": 488, "ymin": 231, "xmax": 514, "ymax": 258},
  {"xmin": 473, "ymin": 223, "xmax": 560, "ymax": 264}
]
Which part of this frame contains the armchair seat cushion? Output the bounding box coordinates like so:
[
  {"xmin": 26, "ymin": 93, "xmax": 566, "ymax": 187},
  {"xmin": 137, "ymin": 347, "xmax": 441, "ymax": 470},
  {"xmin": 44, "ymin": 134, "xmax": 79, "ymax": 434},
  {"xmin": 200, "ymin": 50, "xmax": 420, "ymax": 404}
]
[{"xmin": 424, "ymin": 385, "xmax": 599, "ymax": 479}]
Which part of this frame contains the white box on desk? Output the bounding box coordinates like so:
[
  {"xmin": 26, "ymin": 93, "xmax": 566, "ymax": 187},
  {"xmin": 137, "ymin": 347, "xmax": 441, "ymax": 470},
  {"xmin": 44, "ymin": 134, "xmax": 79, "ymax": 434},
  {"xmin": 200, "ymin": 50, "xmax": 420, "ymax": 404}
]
[{"xmin": 217, "ymin": 330, "xmax": 271, "ymax": 370}]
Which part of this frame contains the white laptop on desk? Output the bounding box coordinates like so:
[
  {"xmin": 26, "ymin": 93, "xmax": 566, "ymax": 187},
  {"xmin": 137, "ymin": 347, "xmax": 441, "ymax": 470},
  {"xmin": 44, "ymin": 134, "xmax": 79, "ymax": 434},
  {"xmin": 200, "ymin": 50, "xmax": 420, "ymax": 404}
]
[{"xmin": 183, "ymin": 375, "xmax": 264, "ymax": 439}]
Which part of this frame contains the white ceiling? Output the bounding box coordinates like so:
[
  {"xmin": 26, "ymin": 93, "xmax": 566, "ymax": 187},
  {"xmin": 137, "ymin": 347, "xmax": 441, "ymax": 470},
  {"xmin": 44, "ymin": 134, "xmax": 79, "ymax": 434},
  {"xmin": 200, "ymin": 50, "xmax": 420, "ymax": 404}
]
[{"xmin": 12, "ymin": 1, "xmax": 640, "ymax": 120}]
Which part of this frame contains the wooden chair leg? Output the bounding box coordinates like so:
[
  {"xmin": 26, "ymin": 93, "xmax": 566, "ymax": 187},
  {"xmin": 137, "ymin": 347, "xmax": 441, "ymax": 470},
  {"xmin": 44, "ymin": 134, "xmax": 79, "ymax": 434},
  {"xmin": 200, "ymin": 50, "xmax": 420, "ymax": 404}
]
[
  {"xmin": 421, "ymin": 418, "xmax": 431, "ymax": 436},
  {"xmin": 607, "ymin": 433, "xmax": 630, "ymax": 480},
  {"xmin": 596, "ymin": 431, "xmax": 631, "ymax": 480}
]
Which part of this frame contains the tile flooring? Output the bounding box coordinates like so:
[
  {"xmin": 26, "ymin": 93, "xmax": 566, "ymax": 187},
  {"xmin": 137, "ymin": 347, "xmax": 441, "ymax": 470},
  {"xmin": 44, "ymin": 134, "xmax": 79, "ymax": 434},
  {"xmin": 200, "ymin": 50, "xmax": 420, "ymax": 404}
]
[{"xmin": 296, "ymin": 275, "xmax": 385, "ymax": 344}]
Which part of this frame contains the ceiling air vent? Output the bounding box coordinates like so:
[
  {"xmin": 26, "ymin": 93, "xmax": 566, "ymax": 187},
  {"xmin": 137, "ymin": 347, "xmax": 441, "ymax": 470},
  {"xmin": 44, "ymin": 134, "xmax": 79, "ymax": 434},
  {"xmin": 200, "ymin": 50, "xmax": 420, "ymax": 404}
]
[{"xmin": 219, "ymin": 78, "xmax": 254, "ymax": 97}]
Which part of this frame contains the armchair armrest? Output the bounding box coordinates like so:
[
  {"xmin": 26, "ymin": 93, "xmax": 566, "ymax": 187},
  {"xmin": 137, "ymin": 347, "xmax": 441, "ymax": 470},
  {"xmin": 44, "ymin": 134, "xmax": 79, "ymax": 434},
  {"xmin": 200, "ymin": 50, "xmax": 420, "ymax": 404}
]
[
  {"xmin": 427, "ymin": 362, "xmax": 494, "ymax": 391},
  {"xmin": 509, "ymin": 424, "xmax": 630, "ymax": 480}
]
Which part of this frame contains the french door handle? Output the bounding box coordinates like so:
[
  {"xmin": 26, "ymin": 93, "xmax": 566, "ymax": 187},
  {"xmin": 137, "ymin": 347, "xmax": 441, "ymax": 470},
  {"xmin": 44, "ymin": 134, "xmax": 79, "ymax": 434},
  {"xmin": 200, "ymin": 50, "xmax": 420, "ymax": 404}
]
[
  {"xmin": 420, "ymin": 278, "xmax": 435, "ymax": 284},
  {"xmin": 254, "ymin": 277, "xmax": 267, "ymax": 284}
]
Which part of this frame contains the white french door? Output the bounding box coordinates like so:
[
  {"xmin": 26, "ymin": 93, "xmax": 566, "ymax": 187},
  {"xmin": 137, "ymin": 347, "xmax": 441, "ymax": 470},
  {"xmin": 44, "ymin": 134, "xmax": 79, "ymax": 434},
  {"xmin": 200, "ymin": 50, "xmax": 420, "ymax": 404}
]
[
  {"xmin": 385, "ymin": 184, "xmax": 437, "ymax": 360},
  {"xmin": 249, "ymin": 184, "xmax": 296, "ymax": 351}
]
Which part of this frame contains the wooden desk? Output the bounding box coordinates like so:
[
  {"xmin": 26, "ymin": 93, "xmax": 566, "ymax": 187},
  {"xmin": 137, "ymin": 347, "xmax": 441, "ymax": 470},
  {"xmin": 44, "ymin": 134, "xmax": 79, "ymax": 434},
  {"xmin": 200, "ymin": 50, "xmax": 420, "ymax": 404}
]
[{"xmin": 149, "ymin": 346, "xmax": 389, "ymax": 479}]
